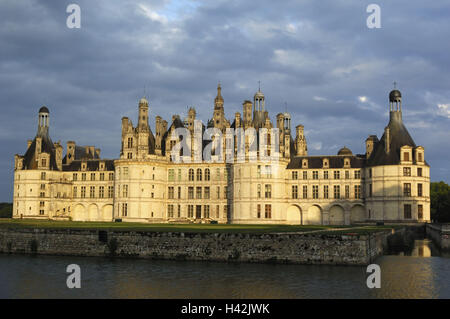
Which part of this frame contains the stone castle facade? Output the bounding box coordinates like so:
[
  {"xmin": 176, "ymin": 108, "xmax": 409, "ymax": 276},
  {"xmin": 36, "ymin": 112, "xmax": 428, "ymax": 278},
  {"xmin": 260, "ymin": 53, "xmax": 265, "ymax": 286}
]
[{"xmin": 13, "ymin": 85, "xmax": 430, "ymax": 224}]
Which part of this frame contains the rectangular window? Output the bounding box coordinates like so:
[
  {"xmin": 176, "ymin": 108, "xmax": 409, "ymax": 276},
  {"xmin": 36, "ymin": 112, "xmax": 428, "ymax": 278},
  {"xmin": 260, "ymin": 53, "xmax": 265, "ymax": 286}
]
[
  {"xmin": 257, "ymin": 204, "xmax": 261, "ymax": 218},
  {"xmin": 168, "ymin": 205, "xmax": 174, "ymax": 218},
  {"xmin": 324, "ymin": 171, "xmax": 329, "ymax": 179},
  {"xmin": 123, "ymin": 167, "xmax": 129, "ymax": 178},
  {"xmin": 204, "ymin": 187, "xmax": 210, "ymax": 199},
  {"xmin": 303, "ymin": 171, "xmax": 307, "ymax": 180},
  {"xmin": 224, "ymin": 186, "xmax": 228, "ymax": 199},
  {"xmin": 417, "ymin": 167, "xmax": 423, "ymax": 177},
  {"xmin": 41, "ymin": 172, "xmax": 46, "ymax": 180},
  {"xmin": 313, "ymin": 171, "xmax": 318, "ymax": 180},
  {"xmin": 127, "ymin": 153, "xmax": 132, "ymax": 159},
  {"xmin": 292, "ymin": 185, "xmax": 298, "ymax": 199},
  {"xmin": 82, "ymin": 173, "xmax": 86, "ymax": 181},
  {"xmin": 216, "ymin": 186, "xmax": 220, "ymax": 199},
  {"xmin": 345, "ymin": 185, "xmax": 350, "ymax": 198},
  {"xmin": 257, "ymin": 184, "xmax": 261, "ymax": 198},
  {"xmin": 334, "ymin": 171, "xmax": 340, "ymax": 179},
  {"xmin": 73, "ymin": 187, "xmax": 77, "ymax": 198},
  {"xmin": 90, "ymin": 186, "xmax": 95, "ymax": 198},
  {"xmin": 313, "ymin": 185, "xmax": 319, "ymax": 199},
  {"xmin": 73, "ymin": 173, "xmax": 78, "ymax": 181},
  {"xmin": 99, "ymin": 186, "xmax": 104, "ymax": 198},
  {"xmin": 354, "ymin": 170, "xmax": 361, "ymax": 179},
  {"xmin": 354, "ymin": 185, "xmax": 361, "ymax": 199},
  {"xmin": 188, "ymin": 187, "xmax": 194, "ymax": 199},
  {"xmin": 418, "ymin": 183, "xmax": 423, "ymax": 197},
  {"xmin": 168, "ymin": 187, "xmax": 174, "ymax": 199},
  {"xmin": 178, "ymin": 169, "xmax": 182, "ymax": 181},
  {"xmin": 188, "ymin": 205, "xmax": 194, "ymax": 218},
  {"xmin": 265, "ymin": 184, "xmax": 272, "ymax": 199},
  {"xmin": 81, "ymin": 186, "xmax": 86, "ymax": 198},
  {"xmin": 404, "ymin": 204, "xmax": 412, "ymax": 219},
  {"xmin": 123, "ymin": 185, "xmax": 128, "ymax": 198},
  {"xmin": 168, "ymin": 169, "xmax": 175, "ymax": 181},
  {"xmin": 108, "ymin": 186, "xmax": 114, "ymax": 198},
  {"xmin": 216, "ymin": 205, "xmax": 220, "ymax": 219},
  {"xmin": 345, "ymin": 171, "xmax": 350, "ymax": 179},
  {"xmin": 178, "ymin": 187, "xmax": 181, "ymax": 199},
  {"xmin": 403, "ymin": 183, "xmax": 411, "ymax": 197},
  {"xmin": 292, "ymin": 171, "xmax": 298, "ymax": 180},
  {"xmin": 91, "ymin": 173, "xmax": 96, "ymax": 181},
  {"xmin": 418, "ymin": 205, "xmax": 423, "ymax": 220},
  {"xmin": 122, "ymin": 203, "xmax": 128, "ymax": 217},
  {"xmin": 324, "ymin": 185, "xmax": 329, "ymax": 199},
  {"xmin": 257, "ymin": 165, "xmax": 261, "ymax": 178},
  {"xmin": 204, "ymin": 205, "xmax": 210, "ymax": 218},
  {"xmin": 109, "ymin": 173, "xmax": 114, "ymax": 181},
  {"xmin": 369, "ymin": 184, "xmax": 372, "ymax": 197},
  {"xmin": 100, "ymin": 173, "xmax": 105, "ymax": 181},
  {"xmin": 334, "ymin": 185, "xmax": 340, "ymax": 199},
  {"xmin": 403, "ymin": 167, "xmax": 411, "ymax": 177},
  {"xmin": 404, "ymin": 152, "xmax": 410, "ymax": 161},
  {"xmin": 265, "ymin": 204, "xmax": 272, "ymax": 219},
  {"xmin": 196, "ymin": 187, "xmax": 202, "ymax": 199},
  {"xmin": 303, "ymin": 185, "xmax": 308, "ymax": 199},
  {"xmin": 265, "ymin": 165, "xmax": 272, "ymax": 178}
]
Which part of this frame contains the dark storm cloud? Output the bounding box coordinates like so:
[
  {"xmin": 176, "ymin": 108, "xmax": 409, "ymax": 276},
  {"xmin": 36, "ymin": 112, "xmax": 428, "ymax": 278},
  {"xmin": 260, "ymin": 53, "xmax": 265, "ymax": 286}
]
[{"xmin": 0, "ymin": 0, "xmax": 449, "ymax": 201}]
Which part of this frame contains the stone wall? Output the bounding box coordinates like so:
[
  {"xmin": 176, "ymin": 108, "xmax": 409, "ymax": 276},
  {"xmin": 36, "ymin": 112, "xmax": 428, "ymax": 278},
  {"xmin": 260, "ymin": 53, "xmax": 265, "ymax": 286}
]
[
  {"xmin": 426, "ymin": 224, "xmax": 450, "ymax": 250},
  {"xmin": 0, "ymin": 228, "xmax": 393, "ymax": 265}
]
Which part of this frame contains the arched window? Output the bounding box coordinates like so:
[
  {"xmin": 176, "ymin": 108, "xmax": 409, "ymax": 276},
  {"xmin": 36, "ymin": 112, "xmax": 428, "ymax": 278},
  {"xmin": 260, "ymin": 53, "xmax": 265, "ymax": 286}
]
[
  {"xmin": 188, "ymin": 169, "xmax": 194, "ymax": 181},
  {"xmin": 205, "ymin": 168, "xmax": 210, "ymax": 181},
  {"xmin": 197, "ymin": 168, "xmax": 202, "ymax": 181}
]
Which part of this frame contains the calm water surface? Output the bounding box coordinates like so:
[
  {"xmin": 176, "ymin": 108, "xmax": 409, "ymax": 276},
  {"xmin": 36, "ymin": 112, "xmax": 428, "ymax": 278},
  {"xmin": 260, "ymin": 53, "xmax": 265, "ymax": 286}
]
[{"xmin": 0, "ymin": 239, "xmax": 449, "ymax": 299}]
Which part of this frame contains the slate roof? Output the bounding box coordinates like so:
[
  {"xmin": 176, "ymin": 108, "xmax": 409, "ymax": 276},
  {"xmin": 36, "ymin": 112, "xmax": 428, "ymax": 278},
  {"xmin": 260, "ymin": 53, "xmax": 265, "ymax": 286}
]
[
  {"xmin": 366, "ymin": 112, "xmax": 426, "ymax": 166},
  {"xmin": 287, "ymin": 155, "xmax": 366, "ymax": 169},
  {"xmin": 62, "ymin": 159, "xmax": 115, "ymax": 172},
  {"xmin": 22, "ymin": 134, "xmax": 59, "ymax": 170}
]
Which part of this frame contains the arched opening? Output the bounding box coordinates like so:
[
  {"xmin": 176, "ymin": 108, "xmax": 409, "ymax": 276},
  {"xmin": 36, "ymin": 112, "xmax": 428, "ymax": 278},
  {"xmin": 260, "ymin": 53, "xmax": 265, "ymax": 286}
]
[
  {"xmin": 72, "ymin": 204, "xmax": 86, "ymax": 221},
  {"xmin": 101, "ymin": 204, "xmax": 113, "ymax": 221},
  {"xmin": 329, "ymin": 205, "xmax": 345, "ymax": 225},
  {"xmin": 286, "ymin": 205, "xmax": 302, "ymax": 225},
  {"xmin": 351, "ymin": 205, "xmax": 366, "ymax": 224},
  {"xmin": 88, "ymin": 204, "xmax": 99, "ymax": 221},
  {"xmin": 307, "ymin": 205, "xmax": 322, "ymax": 225}
]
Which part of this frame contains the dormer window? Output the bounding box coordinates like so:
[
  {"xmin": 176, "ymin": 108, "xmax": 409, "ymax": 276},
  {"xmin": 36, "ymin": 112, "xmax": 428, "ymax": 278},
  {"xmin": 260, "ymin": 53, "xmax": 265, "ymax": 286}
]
[
  {"xmin": 403, "ymin": 152, "xmax": 409, "ymax": 161},
  {"xmin": 302, "ymin": 159, "xmax": 308, "ymax": 168},
  {"xmin": 323, "ymin": 158, "xmax": 329, "ymax": 168}
]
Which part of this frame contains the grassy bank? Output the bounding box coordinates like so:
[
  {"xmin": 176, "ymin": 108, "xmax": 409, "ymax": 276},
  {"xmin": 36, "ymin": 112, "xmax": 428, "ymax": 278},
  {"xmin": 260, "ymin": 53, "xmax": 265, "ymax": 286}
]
[{"xmin": 0, "ymin": 218, "xmax": 396, "ymax": 234}]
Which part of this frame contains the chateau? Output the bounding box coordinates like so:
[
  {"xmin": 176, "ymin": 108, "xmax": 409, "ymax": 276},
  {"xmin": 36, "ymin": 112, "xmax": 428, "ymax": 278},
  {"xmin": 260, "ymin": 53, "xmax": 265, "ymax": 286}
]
[{"xmin": 13, "ymin": 85, "xmax": 430, "ymax": 224}]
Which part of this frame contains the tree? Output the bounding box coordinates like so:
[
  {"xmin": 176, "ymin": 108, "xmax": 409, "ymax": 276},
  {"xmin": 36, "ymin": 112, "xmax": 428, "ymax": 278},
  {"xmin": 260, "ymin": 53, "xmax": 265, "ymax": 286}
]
[{"xmin": 430, "ymin": 182, "xmax": 450, "ymax": 223}]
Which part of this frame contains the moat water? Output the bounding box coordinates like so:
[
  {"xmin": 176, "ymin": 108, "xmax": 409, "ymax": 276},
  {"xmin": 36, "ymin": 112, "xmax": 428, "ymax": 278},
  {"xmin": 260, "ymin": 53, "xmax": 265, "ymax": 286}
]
[{"xmin": 0, "ymin": 239, "xmax": 449, "ymax": 299}]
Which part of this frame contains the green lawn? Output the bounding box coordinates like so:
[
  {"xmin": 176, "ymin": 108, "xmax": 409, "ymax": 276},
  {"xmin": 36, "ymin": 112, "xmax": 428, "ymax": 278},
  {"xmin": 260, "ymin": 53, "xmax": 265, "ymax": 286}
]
[{"xmin": 0, "ymin": 218, "xmax": 375, "ymax": 234}]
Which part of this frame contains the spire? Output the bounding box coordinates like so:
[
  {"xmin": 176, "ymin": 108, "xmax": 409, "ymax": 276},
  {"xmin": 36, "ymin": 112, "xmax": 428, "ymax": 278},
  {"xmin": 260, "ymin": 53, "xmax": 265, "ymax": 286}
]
[{"xmin": 214, "ymin": 82, "xmax": 224, "ymax": 109}]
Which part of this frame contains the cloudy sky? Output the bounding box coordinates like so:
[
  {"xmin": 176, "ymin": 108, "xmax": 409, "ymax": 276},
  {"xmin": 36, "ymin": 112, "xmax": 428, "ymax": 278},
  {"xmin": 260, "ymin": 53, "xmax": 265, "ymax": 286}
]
[{"xmin": 1, "ymin": 0, "xmax": 449, "ymax": 201}]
